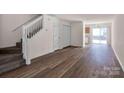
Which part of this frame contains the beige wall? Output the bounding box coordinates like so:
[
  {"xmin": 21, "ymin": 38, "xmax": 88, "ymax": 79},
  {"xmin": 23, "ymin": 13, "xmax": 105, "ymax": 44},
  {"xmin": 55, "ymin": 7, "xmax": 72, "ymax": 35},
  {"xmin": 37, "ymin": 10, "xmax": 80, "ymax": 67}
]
[
  {"xmin": 0, "ymin": 14, "xmax": 37, "ymax": 48},
  {"xmin": 112, "ymin": 14, "xmax": 124, "ymax": 70},
  {"xmin": 71, "ymin": 22, "xmax": 83, "ymax": 47}
]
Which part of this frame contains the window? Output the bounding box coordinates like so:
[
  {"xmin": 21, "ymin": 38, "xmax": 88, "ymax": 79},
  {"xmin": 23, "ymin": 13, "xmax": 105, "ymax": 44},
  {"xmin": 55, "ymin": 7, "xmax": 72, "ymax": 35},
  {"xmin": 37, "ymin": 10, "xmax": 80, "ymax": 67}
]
[{"xmin": 92, "ymin": 27, "xmax": 107, "ymax": 44}]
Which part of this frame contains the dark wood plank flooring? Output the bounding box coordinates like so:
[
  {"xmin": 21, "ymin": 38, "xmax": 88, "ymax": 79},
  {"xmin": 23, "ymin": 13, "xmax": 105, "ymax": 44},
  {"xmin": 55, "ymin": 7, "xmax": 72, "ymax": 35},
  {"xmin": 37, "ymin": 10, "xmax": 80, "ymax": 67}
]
[{"xmin": 0, "ymin": 44, "xmax": 124, "ymax": 78}]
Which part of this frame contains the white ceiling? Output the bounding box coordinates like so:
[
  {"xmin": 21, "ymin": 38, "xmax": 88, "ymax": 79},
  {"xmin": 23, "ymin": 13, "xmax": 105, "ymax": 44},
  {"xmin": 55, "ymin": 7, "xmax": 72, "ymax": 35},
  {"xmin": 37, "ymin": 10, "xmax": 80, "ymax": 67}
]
[{"xmin": 55, "ymin": 14, "xmax": 116, "ymax": 23}]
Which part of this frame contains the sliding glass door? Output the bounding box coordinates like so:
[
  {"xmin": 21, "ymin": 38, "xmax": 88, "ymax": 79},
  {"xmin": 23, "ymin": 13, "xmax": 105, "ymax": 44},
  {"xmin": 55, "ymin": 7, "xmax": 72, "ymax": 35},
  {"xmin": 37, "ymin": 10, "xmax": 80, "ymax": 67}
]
[{"xmin": 92, "ymin": 27, "xmax": 107, "ymax": 44}]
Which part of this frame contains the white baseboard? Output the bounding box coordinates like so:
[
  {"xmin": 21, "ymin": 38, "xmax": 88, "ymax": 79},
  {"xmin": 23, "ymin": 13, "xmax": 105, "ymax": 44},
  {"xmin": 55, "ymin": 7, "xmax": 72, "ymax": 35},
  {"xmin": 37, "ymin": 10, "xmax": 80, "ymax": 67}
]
[{"xmin": 112, "ymin": 47, "xmax": 124, "ymax": 72}]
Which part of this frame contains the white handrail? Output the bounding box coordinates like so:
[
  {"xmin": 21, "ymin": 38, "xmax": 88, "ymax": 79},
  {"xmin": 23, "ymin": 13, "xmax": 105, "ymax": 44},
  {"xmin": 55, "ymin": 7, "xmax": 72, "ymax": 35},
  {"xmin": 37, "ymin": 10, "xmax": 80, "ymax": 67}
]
[
  {"xmin": 25, "ymin": 16, "xmax": 43, "ymax": 28},
  {"xmin": 12, "ymin": 15, "xmax": 42, "ymax": 32}
]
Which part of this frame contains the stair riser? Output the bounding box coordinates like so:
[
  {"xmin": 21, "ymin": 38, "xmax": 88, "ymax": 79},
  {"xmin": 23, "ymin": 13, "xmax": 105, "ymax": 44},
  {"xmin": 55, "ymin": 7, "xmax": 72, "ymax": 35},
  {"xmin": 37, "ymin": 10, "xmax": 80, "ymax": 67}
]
[
  {"xmin": 0, "ymin": 50, "xmax": 21, "ymax": 54},
  {"xmin": 16, "ymin": 43, "xmax": 22, "ymax": 48}
]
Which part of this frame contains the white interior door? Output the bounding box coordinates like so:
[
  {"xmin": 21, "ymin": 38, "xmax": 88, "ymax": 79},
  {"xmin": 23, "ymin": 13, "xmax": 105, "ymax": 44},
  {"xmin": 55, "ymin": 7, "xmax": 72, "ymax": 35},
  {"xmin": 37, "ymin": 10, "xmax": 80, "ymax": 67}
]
[
  {"xmin": 63, "ymin": 25, "xmax": 71, "ymax": 47},
  {"xmin": 53, "ymin": 18, "xmax": 59, "ymax": 51}
]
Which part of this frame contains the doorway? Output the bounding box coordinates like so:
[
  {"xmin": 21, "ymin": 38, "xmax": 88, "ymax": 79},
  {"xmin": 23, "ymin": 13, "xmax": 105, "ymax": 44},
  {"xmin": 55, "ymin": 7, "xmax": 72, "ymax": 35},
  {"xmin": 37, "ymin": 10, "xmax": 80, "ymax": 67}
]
[{"xmin": 92, "ymin": 27, "xmax": 107, "ymax": 44}]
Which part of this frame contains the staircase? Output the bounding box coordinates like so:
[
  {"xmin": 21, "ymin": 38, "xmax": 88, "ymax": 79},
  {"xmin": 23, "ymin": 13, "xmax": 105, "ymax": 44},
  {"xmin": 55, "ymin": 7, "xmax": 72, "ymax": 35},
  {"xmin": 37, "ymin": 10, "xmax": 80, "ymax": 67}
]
[
  {"xmin": 0, "ymin": 41, "xmax": 25, "ymax": 74},
  {"xmin": 0, "ymin": 15, "xmax": 43, "ymax": 74}
]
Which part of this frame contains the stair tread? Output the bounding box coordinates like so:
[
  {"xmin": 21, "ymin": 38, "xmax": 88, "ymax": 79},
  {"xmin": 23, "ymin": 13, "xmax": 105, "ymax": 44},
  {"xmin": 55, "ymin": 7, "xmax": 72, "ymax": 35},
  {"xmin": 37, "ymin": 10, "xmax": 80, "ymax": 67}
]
[
  {"xmin": 0, "ymin": 53, "xmax": 22, "ymax": 58},
  {"xmin": 0, "ymin": 47, "xmax": 21, "ymax": 50},
  {"xmin": 0, "ymin": 46, "xmax": 22, "ymax": 54},
  {"xmin": 0, "ymin": 54, "xmax": 23, "ymax": 65},
  {"xmin": 0, "ymin": 59, "xmax": 25, "ymax": 66},
  {"xmin": 0, "ymin": 44, "xmax": 25, "ymax": 74},
  {"xmin": 0, "ymin": 59, "xmax": 25, "ymax": 74}
]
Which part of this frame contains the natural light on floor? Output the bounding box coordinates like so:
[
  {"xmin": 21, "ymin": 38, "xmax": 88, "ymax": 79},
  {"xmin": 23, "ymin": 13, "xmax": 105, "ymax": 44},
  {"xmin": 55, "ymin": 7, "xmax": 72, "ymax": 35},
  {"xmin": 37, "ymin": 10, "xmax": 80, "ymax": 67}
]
[{"xmin": 93, "ymin": 40, "xmax": 107, "ymax": 44}]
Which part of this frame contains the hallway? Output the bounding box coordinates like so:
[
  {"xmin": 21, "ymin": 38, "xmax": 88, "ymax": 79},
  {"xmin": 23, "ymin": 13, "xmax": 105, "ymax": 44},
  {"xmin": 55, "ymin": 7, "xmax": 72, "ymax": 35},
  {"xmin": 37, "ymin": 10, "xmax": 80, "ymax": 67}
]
[{"xmin": 0, "ymin": 45, "xmax": 123, "ymax": 78}]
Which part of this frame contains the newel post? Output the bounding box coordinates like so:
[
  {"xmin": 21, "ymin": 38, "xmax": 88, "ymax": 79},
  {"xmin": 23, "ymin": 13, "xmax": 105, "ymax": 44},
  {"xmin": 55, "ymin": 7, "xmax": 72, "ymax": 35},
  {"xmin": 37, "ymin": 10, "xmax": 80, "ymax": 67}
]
[{"xmin": 22, "ymin": 26, "xmax": 31, "ymax": 65}]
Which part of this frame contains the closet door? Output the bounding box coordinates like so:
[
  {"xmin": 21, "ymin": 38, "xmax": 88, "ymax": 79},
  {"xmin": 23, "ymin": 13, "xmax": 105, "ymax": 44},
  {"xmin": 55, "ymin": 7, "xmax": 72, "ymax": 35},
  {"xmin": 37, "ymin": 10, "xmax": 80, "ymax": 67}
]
[
  {"xmin": 53, "ymin": 18, "xmax": 59, "ymax": 51},
  {"xmin": 63, "ymin": 25, "xmax": 71, "ymax": 47}
]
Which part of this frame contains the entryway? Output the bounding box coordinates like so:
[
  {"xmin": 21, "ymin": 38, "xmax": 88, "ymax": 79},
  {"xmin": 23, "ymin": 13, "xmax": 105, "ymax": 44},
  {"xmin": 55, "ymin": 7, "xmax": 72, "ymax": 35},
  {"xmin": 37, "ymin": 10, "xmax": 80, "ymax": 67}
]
[{"xmin": 92, "ymin": 27, "xmax": 107, "ymax": 44}]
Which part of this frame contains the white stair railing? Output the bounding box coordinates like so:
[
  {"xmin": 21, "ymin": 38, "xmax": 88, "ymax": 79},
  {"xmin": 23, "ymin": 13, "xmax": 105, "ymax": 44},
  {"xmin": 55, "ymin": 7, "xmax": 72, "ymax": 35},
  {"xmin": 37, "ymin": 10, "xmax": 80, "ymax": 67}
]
[{"xmin": 22, "ymin": 15, "xmax": 43, "ymax": 65}]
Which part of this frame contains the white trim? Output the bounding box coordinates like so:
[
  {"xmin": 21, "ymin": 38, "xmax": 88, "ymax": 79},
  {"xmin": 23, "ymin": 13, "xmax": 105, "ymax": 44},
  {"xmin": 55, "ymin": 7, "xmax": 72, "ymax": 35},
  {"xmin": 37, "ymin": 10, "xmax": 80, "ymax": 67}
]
[{"xmin": 112, "ymin": 46, "xmax": 124, "ymax": 72}]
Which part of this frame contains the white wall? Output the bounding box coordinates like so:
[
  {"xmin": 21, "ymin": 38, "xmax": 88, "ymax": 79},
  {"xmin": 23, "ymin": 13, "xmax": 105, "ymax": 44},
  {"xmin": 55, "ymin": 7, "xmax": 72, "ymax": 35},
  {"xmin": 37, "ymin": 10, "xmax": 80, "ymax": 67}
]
[
  {"xmin": 107, "ymin": 25, "xmax": 112, "ymax": 45},
  {"xmin": 112, "ymin": 15, "xmax": 124, "ymax": 70},
  {"xmin": 29, "ymin": 15, "xmax": 54, "ymax": 59},
  {"xmin": 0, "ymin": 14, "xmax": 37, "ymax": 48},
  {"xmin": 71, "ymin": 22, "xmax": 83, "ymax": 47},
  {"xmin": 29, "ymin": 15, "xmax": 72, "ymax": 60}
]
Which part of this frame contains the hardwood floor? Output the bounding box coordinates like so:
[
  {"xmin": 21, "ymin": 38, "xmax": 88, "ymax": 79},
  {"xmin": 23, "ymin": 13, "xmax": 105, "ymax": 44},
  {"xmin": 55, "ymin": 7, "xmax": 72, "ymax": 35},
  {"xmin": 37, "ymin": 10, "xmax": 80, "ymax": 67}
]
[{"xmin": 0, "ymin": 44, "xmax": 124, "ymax": 78}]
